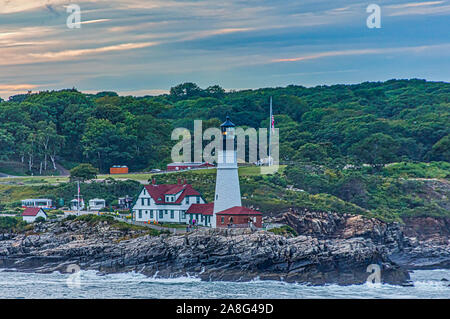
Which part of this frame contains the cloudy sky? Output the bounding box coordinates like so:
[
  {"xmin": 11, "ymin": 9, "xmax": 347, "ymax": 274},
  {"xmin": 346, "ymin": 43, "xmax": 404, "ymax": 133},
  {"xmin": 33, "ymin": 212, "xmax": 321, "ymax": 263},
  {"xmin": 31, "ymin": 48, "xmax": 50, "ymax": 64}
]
[{"xmin": 0, "ymin": 0, "xmax": 449, "ymax": 99}]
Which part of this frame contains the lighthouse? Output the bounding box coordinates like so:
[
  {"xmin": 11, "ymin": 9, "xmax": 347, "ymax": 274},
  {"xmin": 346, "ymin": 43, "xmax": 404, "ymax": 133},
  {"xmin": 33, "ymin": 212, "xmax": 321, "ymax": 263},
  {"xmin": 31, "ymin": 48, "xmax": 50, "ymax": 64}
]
[{"xmin": 212, "ymin": 116, "xmax": 242, "ymax": 228}]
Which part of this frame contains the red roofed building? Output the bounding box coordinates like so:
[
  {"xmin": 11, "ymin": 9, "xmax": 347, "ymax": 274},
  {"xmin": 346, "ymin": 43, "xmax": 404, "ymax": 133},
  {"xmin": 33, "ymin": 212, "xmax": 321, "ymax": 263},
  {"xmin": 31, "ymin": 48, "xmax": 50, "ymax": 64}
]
[
  {"xmin": 132, "ymin": 179, "xmax": 206, "ymax": 224},
  {"xmin": 22, "ymin": 207, "xmax": 47, "ymax": 223},
  {"xmin": 167, "ymin": 162, "xmax": 215, "ymax": 171},
  {"xmin": 215, "ymin": 206, "xmax": 262, "ymax": 229},
  {"xmin": 186, "ymin": 202, "xmax": 214, "ymax": 227}
]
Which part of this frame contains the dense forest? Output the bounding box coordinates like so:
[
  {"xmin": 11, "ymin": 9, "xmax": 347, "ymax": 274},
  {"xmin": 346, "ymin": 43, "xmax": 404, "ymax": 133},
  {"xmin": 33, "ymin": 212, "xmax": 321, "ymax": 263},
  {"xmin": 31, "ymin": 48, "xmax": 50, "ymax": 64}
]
[{"xmin": 0, "ymin": 79, "xmax": 448, "ymax": 174}]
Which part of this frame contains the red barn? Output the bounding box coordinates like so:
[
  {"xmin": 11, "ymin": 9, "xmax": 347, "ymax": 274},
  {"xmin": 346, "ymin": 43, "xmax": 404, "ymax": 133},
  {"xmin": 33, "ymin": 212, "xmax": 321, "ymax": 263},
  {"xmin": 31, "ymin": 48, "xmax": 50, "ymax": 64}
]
[{"xmin": 216, "ymin": 206, "xmax": 262, "ymax": 229}]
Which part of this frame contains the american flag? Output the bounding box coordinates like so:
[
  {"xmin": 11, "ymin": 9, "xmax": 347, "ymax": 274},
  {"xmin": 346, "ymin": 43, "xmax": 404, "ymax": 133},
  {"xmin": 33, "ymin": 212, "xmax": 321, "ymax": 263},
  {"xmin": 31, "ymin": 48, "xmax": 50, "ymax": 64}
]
[{"xmin": 271, "ymin": 115, "xmax": 275, "ymax": 133}]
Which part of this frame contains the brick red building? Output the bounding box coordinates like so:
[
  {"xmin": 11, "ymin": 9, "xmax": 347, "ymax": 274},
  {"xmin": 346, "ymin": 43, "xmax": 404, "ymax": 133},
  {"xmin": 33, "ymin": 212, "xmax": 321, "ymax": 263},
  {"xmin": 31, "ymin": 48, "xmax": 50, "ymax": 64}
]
[
  {"xmin": 215, "ymin": 206, "xmax": 262, "ymax": 228},
  {"xmin": 186, "ymin": 202, "xmax": 214, "ymax": 226},
  {"xmin": 167, "ymin": 162, "xmax": 214, "ymax": 171}
]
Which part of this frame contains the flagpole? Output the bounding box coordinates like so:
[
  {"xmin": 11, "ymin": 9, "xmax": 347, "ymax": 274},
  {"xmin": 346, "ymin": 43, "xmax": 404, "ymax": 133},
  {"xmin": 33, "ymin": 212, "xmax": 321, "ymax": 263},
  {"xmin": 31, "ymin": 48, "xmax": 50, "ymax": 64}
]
[
  {"xmin": 269, "ymin": 96, "xmax": 272, "ymax": 166},
  {"xmin": 77, "ymin": 181, "xmax": 80, "ymax": 216}
]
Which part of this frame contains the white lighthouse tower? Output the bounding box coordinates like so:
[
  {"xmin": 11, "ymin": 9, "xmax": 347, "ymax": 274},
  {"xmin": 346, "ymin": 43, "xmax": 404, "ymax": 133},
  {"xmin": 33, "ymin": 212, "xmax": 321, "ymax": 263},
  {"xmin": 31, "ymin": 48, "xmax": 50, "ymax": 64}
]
[{"xmin": 212, "ymin": 116, "xmax": 242, "ymax": 228}]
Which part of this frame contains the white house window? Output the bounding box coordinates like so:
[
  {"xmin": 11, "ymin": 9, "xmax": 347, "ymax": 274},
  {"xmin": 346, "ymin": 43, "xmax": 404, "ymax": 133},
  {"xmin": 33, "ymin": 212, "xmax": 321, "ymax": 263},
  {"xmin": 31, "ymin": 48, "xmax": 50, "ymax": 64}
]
[
  {"xmin": 147, "ymin": 198, "xmax": 151, "ymax": 205},
  {"xmin": 138, "ymin": 210, "xmax": 142, "ymax": 219},
  {"xmin": 181, "ymin": 211, "xmax": 186, "ymax": 219},
  {"xmin": 170, "ymin": 210, "xmax": 174, "ymax": 219},
  {"xmin": 186, "ymin": 197, "xmax": 190, "ymax": 204},
  {"xmin": 196, "ymin": 197, "xmax": 200, "ymax": 204},
  {"xmin": 150, "ymin": 210, "xmax": 154, "ymax": 218},
  {"xmin": 216, "ymin": 194, "xmax": 218, "ymax": 200},
  {"xmin": 159, "ymin": 210, "xmax": 163, "ymax": 219}
]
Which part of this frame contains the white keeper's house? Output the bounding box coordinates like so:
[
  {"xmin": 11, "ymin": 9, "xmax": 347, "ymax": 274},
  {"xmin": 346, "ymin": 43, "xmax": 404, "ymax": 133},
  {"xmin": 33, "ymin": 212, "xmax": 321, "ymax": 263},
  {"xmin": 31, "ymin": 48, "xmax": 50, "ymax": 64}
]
[
  {"xmin": 22, "ymin": 207, "xmax": 48, "ymax": 223},
  {"xmin": 132, "ymin": 179, "xmax": 210, "ymax": 225}
]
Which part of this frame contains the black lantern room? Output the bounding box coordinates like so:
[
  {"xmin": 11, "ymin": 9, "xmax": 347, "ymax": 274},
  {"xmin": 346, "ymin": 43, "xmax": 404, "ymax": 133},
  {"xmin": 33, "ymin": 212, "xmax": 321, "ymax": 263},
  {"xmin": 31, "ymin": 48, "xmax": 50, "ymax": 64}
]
[{"xmin": 220, "ymin": 116, "xmax": 236, "ymax": 152}]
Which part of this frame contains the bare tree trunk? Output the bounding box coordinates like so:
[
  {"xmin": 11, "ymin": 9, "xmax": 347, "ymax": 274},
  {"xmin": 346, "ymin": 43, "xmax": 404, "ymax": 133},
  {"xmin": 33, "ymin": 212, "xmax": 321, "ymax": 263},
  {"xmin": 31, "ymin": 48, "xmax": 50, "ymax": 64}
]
[
  {"xmin": 28, "ymin": 154, "xmax": 33, "ymax": 172},
  {"xmin": 39, "ymin": 162, "xmax": 43, "ymax": 175},
  {"xmin": 50, "ymin": 155, "xmax": 57, "ymax": 170}
]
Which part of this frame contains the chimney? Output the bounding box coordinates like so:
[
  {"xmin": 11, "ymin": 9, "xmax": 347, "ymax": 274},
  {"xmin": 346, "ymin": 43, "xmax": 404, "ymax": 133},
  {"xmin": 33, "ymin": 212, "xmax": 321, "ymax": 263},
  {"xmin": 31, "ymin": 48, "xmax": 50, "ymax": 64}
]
[{"xmin": 152, "ymin": 178, "xmax": 156, "ymax": 185}]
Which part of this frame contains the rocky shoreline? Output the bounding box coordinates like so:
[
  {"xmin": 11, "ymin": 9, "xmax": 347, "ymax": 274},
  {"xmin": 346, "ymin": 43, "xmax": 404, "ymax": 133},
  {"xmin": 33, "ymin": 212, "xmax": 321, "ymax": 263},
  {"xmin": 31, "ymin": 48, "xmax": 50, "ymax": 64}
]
[
  {"xmin": 0, "ymin": 211, "xmax": 448, "ymax": 286},
  {"xmin": 273, "ymin": 209, "xmax": 450, "ymax": 271}
]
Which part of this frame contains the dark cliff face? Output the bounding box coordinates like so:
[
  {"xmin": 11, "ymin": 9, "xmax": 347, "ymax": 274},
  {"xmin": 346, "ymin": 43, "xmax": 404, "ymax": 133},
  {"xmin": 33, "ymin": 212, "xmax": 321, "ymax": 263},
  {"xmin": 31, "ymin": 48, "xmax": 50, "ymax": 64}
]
[
  {"xmin": 0, "ymin": 219, "xmax": 410, "ymax": 286},
  {"xmin": 272, "ymin": 208, "xmax": 403, "ymax": 244},
  {"xmin": 271, "ymin": 209, "xmax": 450, "ymax": 270},
  {"xmin": 401, "ymin": 217, "xmax": 450, "ymax": 243}
]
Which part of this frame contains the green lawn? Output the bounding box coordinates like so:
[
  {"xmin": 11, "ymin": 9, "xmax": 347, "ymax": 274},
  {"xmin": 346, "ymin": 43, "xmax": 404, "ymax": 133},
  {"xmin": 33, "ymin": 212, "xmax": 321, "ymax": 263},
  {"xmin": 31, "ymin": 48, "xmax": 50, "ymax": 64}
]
[{"xmin": 0, "ymin": 166, "xmax": 286, "ymax": 186}]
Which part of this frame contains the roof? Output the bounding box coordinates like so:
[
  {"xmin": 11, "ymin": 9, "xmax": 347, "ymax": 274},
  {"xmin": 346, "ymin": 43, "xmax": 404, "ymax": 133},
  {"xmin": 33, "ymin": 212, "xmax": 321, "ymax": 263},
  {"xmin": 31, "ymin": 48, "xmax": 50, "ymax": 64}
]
[
  {"xmin": 167, "ymin": 162, "xmax": 212, "ymax": 167},
  {"xmin": 144, "ymin": 183, "xmax": 201, "ymax": 204},
  {"xmin": 221, "ymin": 116, "xmax": 235, "ymax": 127},
  {"xmin": 216, "ymin": 206, "xmax": 262, "ymax": 216},
  {"xmin": 22, "ymin": 207, "xmax": 46, "ymax": 217},
  {"xmin": 186, "ymin": 203, "xmax": 214, "ymax": 216}
]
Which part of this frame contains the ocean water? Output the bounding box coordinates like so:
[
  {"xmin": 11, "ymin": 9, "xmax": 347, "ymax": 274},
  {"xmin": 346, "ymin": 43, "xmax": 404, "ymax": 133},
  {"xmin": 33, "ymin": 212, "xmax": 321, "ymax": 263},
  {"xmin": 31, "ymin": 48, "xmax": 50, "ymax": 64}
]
[{"xmin": 0, "ymin": 269, "xmax": 448, "ymax": 299}]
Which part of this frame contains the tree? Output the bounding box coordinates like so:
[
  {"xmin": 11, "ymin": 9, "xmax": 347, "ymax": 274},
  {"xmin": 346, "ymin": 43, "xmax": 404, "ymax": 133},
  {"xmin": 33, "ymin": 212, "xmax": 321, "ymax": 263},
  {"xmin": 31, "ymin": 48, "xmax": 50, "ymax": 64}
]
[
  {"xmin": 294, "ymin": 143, "xmax": 330, "ymax": 163},
  {"xmin": 0, "ymin": 129, "xmax": 14, "ymax": 160},
  {"xmin": 429, "ymin": 135, "xmax": 450, "ymax": 162},
  {"xmin": 70, "ymin": 163, "xmax": 98, "ymax": 181},
  {"xmin": 81, "ymin": 118, "xmax": 134, "ymax": 171},
  {"xmin": 36, "ymin": 122, "xmax": 64, "ymax": 172},
  {"xmin": 34, "ymin": 216, "xmax": 46, "ymax": 223},
  {"xmin": 349, "ymin": 133, "xmax": 399, "ymax": 166},
  {"xmin": 204, "ymin": 85, "xmax": 225, "ymax": 98},
  {"xmin": 169, "ymin": 83, "xmax": 203, "ymax": 100}
]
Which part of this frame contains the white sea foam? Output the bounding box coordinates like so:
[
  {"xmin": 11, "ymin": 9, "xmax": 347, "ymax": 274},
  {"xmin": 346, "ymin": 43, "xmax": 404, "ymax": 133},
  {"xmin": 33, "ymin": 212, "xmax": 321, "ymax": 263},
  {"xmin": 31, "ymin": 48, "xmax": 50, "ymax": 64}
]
[{"xmin": 0, "ymin": 269, "xmax": 448, "ymax": 299}]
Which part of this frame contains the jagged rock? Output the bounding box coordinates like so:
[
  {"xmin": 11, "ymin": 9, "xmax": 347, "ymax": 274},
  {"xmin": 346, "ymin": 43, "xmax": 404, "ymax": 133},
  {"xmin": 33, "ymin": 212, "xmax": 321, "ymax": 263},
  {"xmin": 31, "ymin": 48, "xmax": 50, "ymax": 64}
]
[
  {"xmin": 271, "ymin": 208, "xmax": 450, "ymax": 270},
  {"xmin": 0, "ymin": 220, "xmax": 409, "ymax": 286}
]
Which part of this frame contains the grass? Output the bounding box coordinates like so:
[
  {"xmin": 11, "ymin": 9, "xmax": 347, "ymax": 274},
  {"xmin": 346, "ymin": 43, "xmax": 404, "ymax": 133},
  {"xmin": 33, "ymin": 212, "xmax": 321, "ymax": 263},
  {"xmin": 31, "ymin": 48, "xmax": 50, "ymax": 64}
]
[
  {"xmin": 0, "ymin": 165, "xmax": 286, "ymax": 185},
  {"xmin": 158, "ymin": 222, "xmax": 188, "ymax": 229},
  {"xmin": 381, "ymin": 161, "xmax": 450, "ymax": 179},
  {"xmin": 70, "ymin": 214, "xmax": 167, "ymax": 235},
  {"xmin": 0, "ymin": 216, "xmax": 30, "ymax": 232},
  {"xmin": 267, "ymin": 225, "xmax": 298, "ymax": 237}
]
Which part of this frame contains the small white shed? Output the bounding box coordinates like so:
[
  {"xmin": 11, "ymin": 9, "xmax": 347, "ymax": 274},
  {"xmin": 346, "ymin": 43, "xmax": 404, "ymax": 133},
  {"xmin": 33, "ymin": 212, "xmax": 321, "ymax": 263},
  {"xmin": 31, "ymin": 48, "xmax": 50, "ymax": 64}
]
[{"xmin": 22, "ymin": 207, "xmax": 47, "ymax": 223}]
